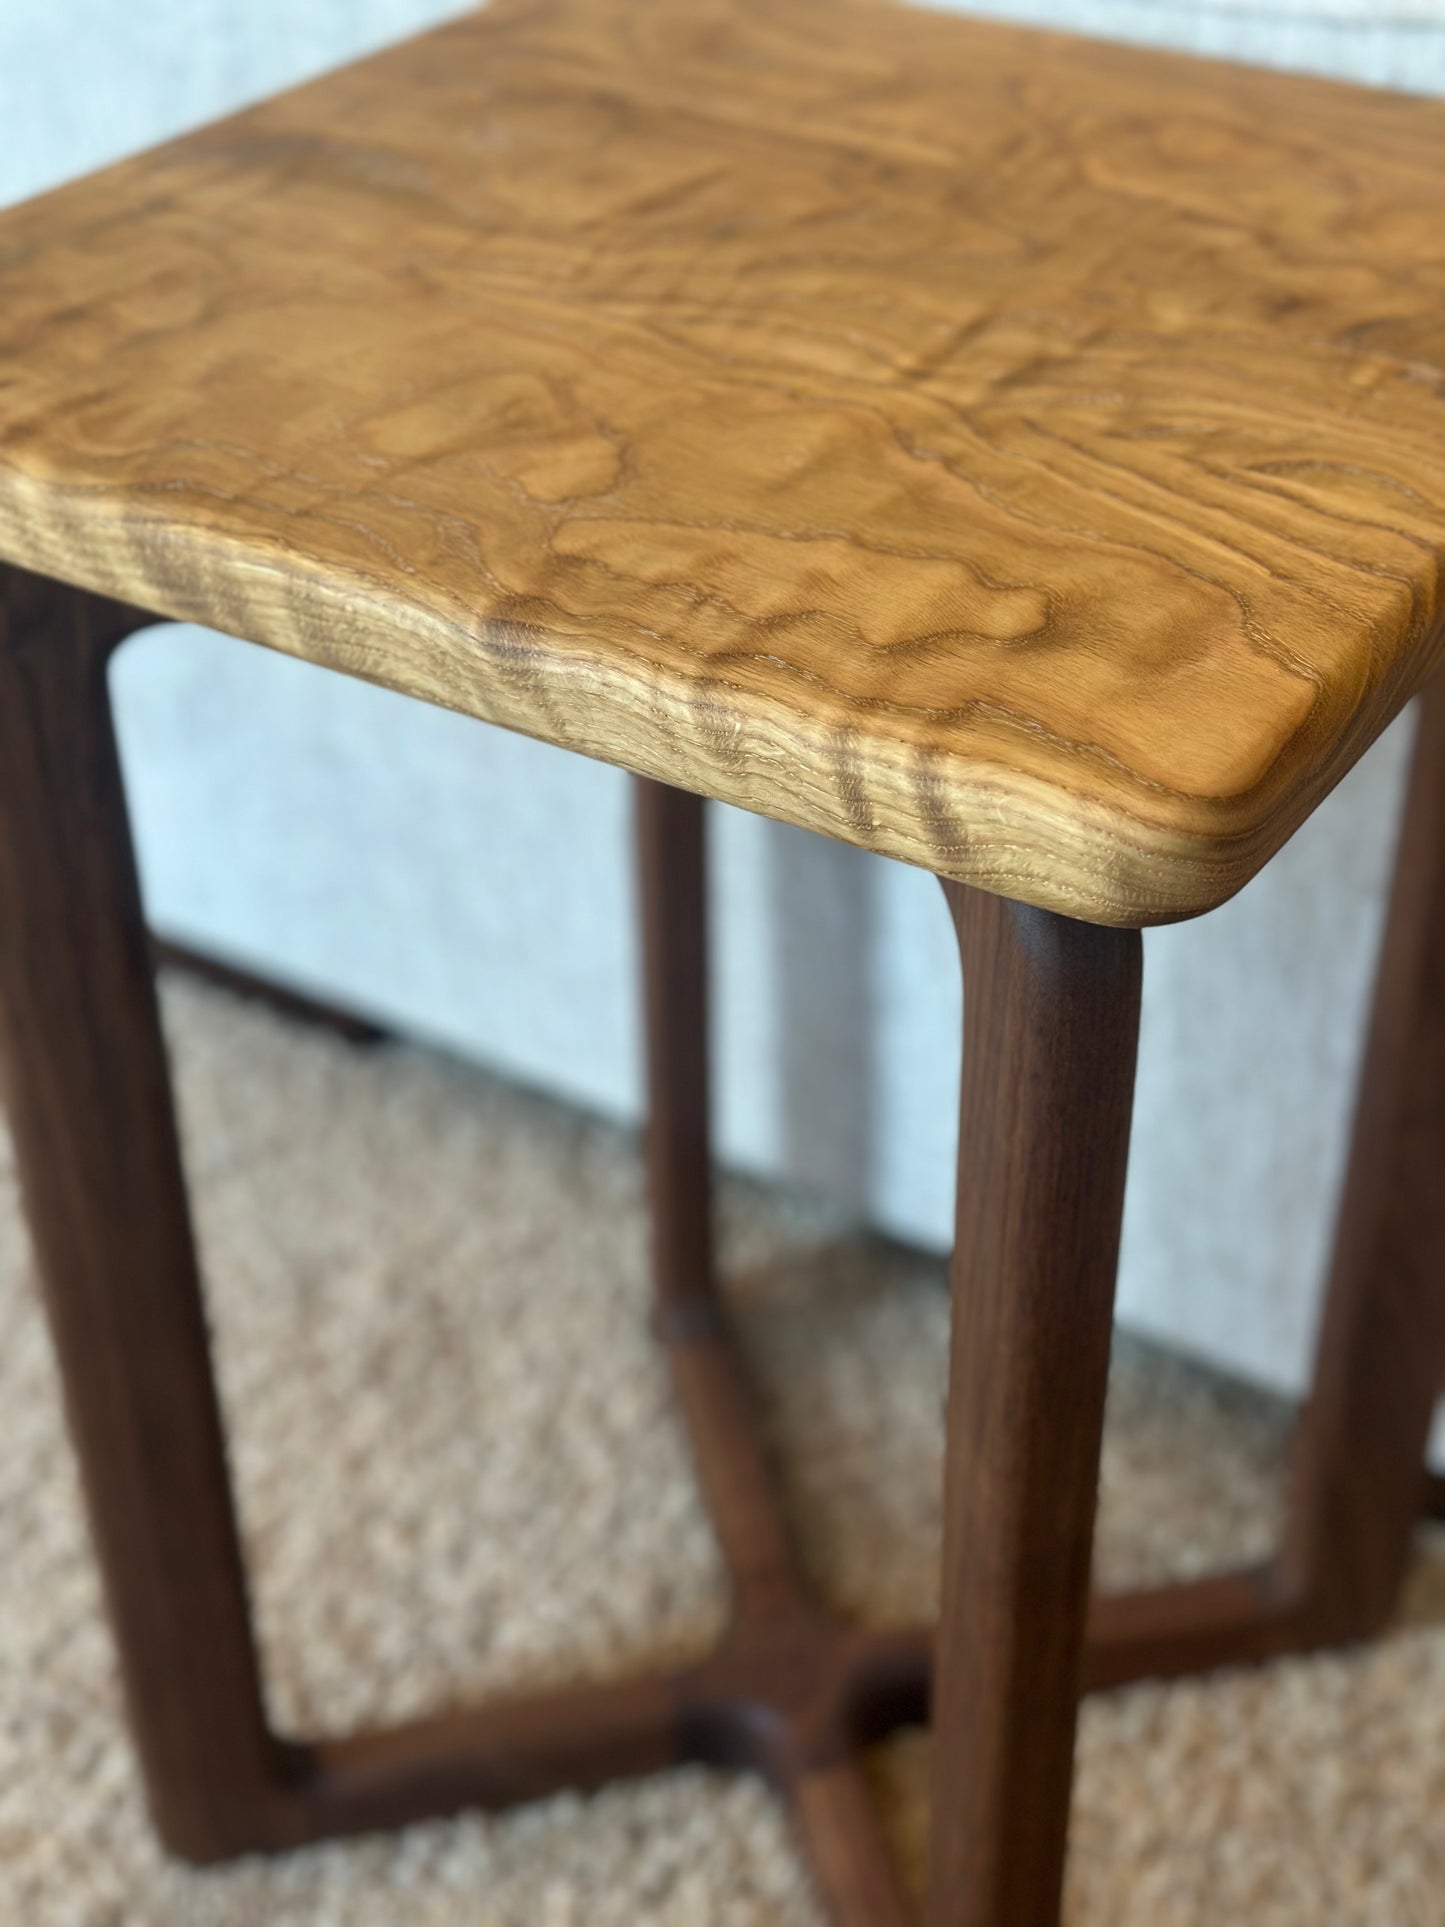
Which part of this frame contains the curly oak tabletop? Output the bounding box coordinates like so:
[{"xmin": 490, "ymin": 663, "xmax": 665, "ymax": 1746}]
[{"xmin": 2, "ymin": 0, "xmax": 1444, "ymax": 924}]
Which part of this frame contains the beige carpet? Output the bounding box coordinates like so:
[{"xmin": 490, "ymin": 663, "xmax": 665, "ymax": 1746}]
[{"xmin": 1, "ymin": 975, "xmax": 1442, "ymax": 1925}]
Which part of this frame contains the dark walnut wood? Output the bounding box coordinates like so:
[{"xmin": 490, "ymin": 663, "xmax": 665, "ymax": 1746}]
[
  {"xmin": 7, "ymin": 0, "xmax": 1445, "ymax": 1916},
  {"xmin": 928, "ymin": 887, "xmax": 1140, "ymax": 1926},
  {"xmin": 5, "ymin": 566, "xmax": 1445, "ymax": 1924},
  {"xmin": 0, "ymin": 567, "xmax": 293, "ymax": 1861},
  {"xmin": 3, "ymin": 0, "xmax": 1445, "ymax": 923}
]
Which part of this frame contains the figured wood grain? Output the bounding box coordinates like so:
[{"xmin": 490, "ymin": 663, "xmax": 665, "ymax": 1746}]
[{"xmin": 3, "ymin": 0, "xmax": 1445, "ymax": 921}]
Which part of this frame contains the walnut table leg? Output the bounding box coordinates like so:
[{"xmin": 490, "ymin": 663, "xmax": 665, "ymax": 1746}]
[
  {"xmin": 0, "ymin": 567, "xmax": 293, "ymax": 1861},
  {"xmin": 924, "ymin": 886, "xmax": 1141, "ymax": 1927}
]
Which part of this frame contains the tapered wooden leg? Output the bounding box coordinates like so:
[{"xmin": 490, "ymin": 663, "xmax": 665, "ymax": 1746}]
[
  {"xmin": 635, "ymin": 776, "xmax": 799, "ymax": 1602},
  {"xmin": 635, "ymin": 776, "xmax": 914, "ymax": 1920},
  {"xmin": 0, "ymin": 566, "xmax": 294, "ymax": 1860},
  {"xmin": 1280, "ymin": 678, "xmax": 1445, "ymax": 1638},
  {"xmin": 927, "ymin": 885, "xmax": 1142, "ymax": 1927},
  {"xmin": 636, "ymin": 778, "xmax": 716, "ymax": 1312}
]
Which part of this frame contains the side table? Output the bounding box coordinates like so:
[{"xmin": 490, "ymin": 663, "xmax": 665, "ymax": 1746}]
[{"xmin": 2, "ymin": 3, "xmax": 1444, "ymax": 1921}]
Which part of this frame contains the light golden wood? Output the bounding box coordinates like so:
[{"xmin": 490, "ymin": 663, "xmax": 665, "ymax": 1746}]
[{"xmin": 2, "ymin": 0, "xmax": 1445, "ymax": 923}]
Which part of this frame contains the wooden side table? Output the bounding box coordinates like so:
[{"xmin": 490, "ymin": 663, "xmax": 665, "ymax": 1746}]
[{"xmin": 2, "ymin": 3, "xmax": 1444, "ymax": 1922}]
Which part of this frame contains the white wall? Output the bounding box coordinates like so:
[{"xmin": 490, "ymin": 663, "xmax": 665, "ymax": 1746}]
[
  {"xmin": 109, "ymin": 629, "xmax": 1417, "ymax": 1402},
  {"xmin": 6, "ymin": 0, "xmax": 1443, "ymax": 1413}
]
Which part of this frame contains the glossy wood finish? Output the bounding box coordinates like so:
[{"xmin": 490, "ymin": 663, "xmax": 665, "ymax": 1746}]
[
  {"xmin": 5, "ymin": 0, "xmax": 1445, "ymax": 923},
  {"xmin": 928, "ymin": 888, "xmax": 1140, "ymax": 1927}
]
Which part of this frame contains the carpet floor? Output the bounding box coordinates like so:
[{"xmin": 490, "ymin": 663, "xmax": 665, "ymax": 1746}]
[{"xmin": 1, "ymin": 974, "xmax": 1442, "ymax": 1925}]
